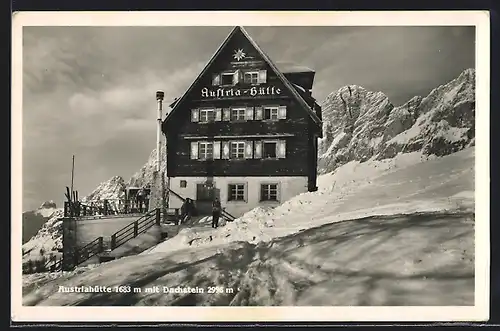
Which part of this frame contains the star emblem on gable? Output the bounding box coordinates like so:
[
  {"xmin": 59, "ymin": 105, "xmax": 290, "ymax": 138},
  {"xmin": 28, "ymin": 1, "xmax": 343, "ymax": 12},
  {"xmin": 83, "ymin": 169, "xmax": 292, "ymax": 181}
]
[{"xmin": 233, "ymin": 48, "xmax": 246, "ymax": 61}]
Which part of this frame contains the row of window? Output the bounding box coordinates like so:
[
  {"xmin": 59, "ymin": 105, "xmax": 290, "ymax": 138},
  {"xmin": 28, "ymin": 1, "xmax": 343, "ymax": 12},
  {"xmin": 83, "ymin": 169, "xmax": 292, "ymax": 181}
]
[
  {"xmin": 190, "ymin": 140, "xmax": 287, "ymax": 160},
  {"xmin": 228, "ymin": 183, "xmax": 278, "ymax": 202},
  {"xmin": 191, "ymin": 105, "xmax": 287, "ymax": 123},
  {"xmin": 212, "ymin": 69, "xmax": 267, "ymax": 87},
  {"xmin": 179, "ymin": 180, "xmax": 279, "ymax": 202}
]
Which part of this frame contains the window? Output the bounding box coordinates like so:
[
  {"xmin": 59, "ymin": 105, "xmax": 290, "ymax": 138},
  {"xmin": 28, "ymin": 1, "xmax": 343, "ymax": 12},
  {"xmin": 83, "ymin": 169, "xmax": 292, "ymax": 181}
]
[
  {"xmin": 263, "ymin": 142, "xmax": 277, "ymax": 158},
  {"xmin": 261, "ymin": 184, "xmax": 278, "ymax": 202},
  {"xmin": 221, "ymin": 72, "xmax": 234, "ymax": 86},
  {"xmin": 244, "ymin": 71, "xmax": 259, "ymax": 84},
  {"xmin": 180, "ymin": 180, "xmax": 187, "ymax": 188},
  {"xmin": 264, "ymin": 106, "xmax": 279, "ymax": 120},
  {"xmin": 230, "ymin": 141, "xmax": 245, "ymax": 159},
  {"xmin": 199, "ymin": 142, "xmax": 214, "ymax": 160},
  {"xmin": 199, "ymin": 109, "xmax": 215, "ymax": 122},
  {"xmin": 228, "ymin": 184, "xmax": 245, "ymax": 201},
  {"xmin": 231, "ymin": 108, "xmax": 246, "ymax": 121}
]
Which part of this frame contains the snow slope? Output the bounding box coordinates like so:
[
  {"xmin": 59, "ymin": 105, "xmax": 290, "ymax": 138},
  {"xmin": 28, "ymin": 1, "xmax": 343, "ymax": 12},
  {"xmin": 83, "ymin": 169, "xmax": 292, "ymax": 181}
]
[
  {"xmin": 22, "ymin": 147, "xmax": 475, "ymax": 306},
  {"xmin": 146, "ymin": 148, "xmax": 472, "ymax": 254}
]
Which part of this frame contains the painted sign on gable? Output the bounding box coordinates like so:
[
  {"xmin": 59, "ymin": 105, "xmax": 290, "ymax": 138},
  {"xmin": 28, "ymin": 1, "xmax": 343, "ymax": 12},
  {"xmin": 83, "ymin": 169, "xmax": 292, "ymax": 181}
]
[{"xmin": 201, "ymin": 86, "xmax": 282, "ymax": 99}]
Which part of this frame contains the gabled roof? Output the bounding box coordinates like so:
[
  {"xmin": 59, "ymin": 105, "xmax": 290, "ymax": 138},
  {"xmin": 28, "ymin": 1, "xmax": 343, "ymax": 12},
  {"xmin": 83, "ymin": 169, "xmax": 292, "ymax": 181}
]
[{"xmin": 164, "ymin": 26, "xmax": 322, "ymax": 127}]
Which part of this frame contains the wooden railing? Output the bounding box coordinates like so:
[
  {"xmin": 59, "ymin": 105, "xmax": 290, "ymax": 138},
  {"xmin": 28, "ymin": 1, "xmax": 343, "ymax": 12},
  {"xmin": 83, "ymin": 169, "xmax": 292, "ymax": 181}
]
[
  {"xmin": 74, "ymin": 236, "xmax": 104, "ymax": 266},
  {"xmin": 109, "ymin": 209, "xmax": 160, "ymax": 251},
  {"xmin": 44, "ymin": 257, "xmax": 62, "ymax": 272},
  {"xmin": 42, "ymin": 236, "xmax": 104, "ymax": 273},
  {"xmin": 64, "ymin": 198, "xmax": 152, "ymax": 218}
]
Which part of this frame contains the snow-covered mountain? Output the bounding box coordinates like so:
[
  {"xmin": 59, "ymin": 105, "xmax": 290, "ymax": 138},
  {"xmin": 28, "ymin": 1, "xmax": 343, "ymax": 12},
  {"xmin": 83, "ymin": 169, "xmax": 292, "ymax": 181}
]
[
  {"xmin": 36, "ymin": 200, "xmax": 58, "ymax": 218},
  {"xmin": 128, "ymin": 143, "xmax": 166, "ymax": 188},
  {"xmin": 22, "ymin": 208, "xmax": 64, "ymax": 262},
  {"xmin": 22, "ymin": 201, "xmax": 61, "ymax": 244},
  {"xmin": 318, "ymin": 68, "xmax": 475, "ymax": 174},
  {"xmin": 81, "ymin": 175, "xmax": 126, "ymax": 203}
]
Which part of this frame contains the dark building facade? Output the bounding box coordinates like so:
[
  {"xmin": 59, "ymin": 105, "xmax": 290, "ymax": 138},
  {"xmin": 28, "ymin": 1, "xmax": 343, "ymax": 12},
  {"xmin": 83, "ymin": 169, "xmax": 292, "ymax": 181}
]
[{"xmin": 162, "ymin": 26, "xmax": 322, "ymax": 217}]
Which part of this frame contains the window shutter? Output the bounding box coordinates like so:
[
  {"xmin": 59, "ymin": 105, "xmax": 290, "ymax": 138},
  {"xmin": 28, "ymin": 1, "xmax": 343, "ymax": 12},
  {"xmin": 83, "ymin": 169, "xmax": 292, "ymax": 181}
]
[
  {"xmin": 278, "ymin": 105, "xmax": 287, "ymax": 119},
  {"xmin": 215, "ymin": 108, "xmax": 222, "ymax": 121},
  {"xmin": 191, "ymin": 109, "xmax": 199, "ymax": 122},
  {"xmin": 213, "ymin": 141, "xmax": 221, "ymax": 159},
  {"xmin": 258, "ymin": 70, "xmax": 267, "ymax": 84},
  {"xmin": 212, "ymin": 74, "xmax": 221, "ymax": 86},
  {"xmin": 222, "ymin": 141, "xmax": 230, "ymax": 159},
  {"xmin": 222, "ymin": 108, "xmax": 231, "ymax": 121},
  {"xmin": 244, "ymin": 141, "xmax": 253, "ymax": 159},
  {"xmin": 233, "ymin": 70, "xmax": 242, "ymax": 85},
  {"xmin": 190, "ymin": 142, "xmax": 199, "ymax": 159},
  {"xmin": 255, "ymin": 106, "xmax": 263, "ymax": 120},
  {"xmin": 246, "ymin": 106, "xmax": 254, "ymax": 121},
  {"xmin": 277, "ymin": 140, "xmax": 286, "ymax": 158},
  {"xmin": 254, "ymin": 141, "xmax": 262, "ymax": 158}
]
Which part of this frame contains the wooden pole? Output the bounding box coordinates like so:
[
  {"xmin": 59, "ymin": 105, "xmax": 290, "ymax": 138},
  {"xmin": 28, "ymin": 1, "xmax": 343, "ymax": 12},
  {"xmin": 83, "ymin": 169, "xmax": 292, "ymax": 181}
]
[
  {"xmin": 156, "ymin": 91, "xmax": 164, "ymax": 173},
  {"xmin": 70, "ymin": 155, "xmax": 75, "ymax": 200}
]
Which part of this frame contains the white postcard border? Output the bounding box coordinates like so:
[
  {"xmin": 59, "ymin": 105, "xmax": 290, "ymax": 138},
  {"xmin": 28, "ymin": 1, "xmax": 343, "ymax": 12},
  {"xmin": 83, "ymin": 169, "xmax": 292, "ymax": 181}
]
[{"xmin": 11, "ymin": 10, "xmax": 490, "ymax": 322}]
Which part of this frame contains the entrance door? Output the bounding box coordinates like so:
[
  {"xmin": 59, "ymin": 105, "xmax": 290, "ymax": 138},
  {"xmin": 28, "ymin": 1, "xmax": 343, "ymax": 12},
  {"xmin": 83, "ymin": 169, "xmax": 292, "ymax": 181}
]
[{"xmin": 196, "ymin": 183, "xmax": 219, "ymax": 215}]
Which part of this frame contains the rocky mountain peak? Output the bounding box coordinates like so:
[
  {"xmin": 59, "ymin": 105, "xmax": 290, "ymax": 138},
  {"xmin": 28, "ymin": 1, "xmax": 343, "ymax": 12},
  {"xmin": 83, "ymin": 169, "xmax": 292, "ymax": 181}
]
[
  {"xmin": 38, "ymin": 200, "xmax": 57, "ymax": 210},
  {"xmin": 318, "ymin": 68, "xmax": 475, "ymax": 174},
  {"xmin": 81, "ymin": 175, "xmax": 126, "ymax": 203},
  {"xmin": 128, "ymin": 143, "xmax": 166, "ymax": 188}
]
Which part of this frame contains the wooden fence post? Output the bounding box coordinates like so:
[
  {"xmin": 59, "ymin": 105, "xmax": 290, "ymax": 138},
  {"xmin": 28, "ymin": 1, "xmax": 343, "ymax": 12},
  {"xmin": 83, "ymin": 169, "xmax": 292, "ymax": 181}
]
[
  {"xmin": 64, "ymin": 202, "xmax": 68, "ymax": 217},
  {"xmin": 156, "ymin": 208, "xmax": 161, "ymax": 226},
  {"xmin": 73, "ymin": 247, "xmax": 79, "ymax": 269},
  {"xmin": 103, "ymin": 200, "xmax": 108, "ymax": 215},
  {"xmin": 175, "ymin": 208, "xmax": 180, "ymax": 225},
  {"xmin": 98, "ymin": 237, "xmax": 104, "ymax": 253},
  {"xmin": 110, "ymin": 234, "xmax": 116, "ymax": 250},
  {"xmin": 134, "ymin": 221, "xmax": 138, "ymax": 237}
]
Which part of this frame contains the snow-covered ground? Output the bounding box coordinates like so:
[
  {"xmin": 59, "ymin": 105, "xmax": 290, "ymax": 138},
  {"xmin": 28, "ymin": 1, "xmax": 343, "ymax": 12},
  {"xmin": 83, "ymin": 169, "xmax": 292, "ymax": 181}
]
[
  {"xmin": 145, "ymin": 149, "xmax": 471, "ymax": 255},
  {"xmin": 22, "ymin": 147, "xmax": 475, "ymax": 306}
]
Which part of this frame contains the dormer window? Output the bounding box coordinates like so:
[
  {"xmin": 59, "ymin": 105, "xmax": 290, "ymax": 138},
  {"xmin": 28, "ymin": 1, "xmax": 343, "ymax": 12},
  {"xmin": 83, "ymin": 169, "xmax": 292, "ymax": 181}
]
[
  {"xmin": 212, "ymin": 69, "xmax": 265, "ymax": 87},
  {"xmin": 244, "ymin": 71, "xmax": 259, "ymax": 84},
  {"xmin": 221, "ymin": 72, "xmax": 234, "ymax": 86}
]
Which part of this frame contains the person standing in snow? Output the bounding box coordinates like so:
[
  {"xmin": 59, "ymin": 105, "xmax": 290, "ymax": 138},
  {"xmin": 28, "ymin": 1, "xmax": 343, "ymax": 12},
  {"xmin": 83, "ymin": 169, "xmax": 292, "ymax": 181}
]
[
  {"xmin": 143, "ymin": 189, "xmax": 150, "ymax": 212},
  {"xmin": 180, "ymin": 198, "xmax": 194, "ymax": 225},
  {"xmin": 211, "ymin": 197, "xmax": 222, "ymax": 228},
  {"xmin": 137, "ymin": 188, "xmax": 145, "ymax": 213}
]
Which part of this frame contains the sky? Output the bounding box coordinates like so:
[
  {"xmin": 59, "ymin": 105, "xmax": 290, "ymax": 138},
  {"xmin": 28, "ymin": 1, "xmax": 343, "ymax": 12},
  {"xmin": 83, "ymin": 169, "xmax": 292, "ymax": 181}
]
[{"xmin": 21, "ymin": 25, "xmax": 475, "ymax": 211}]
